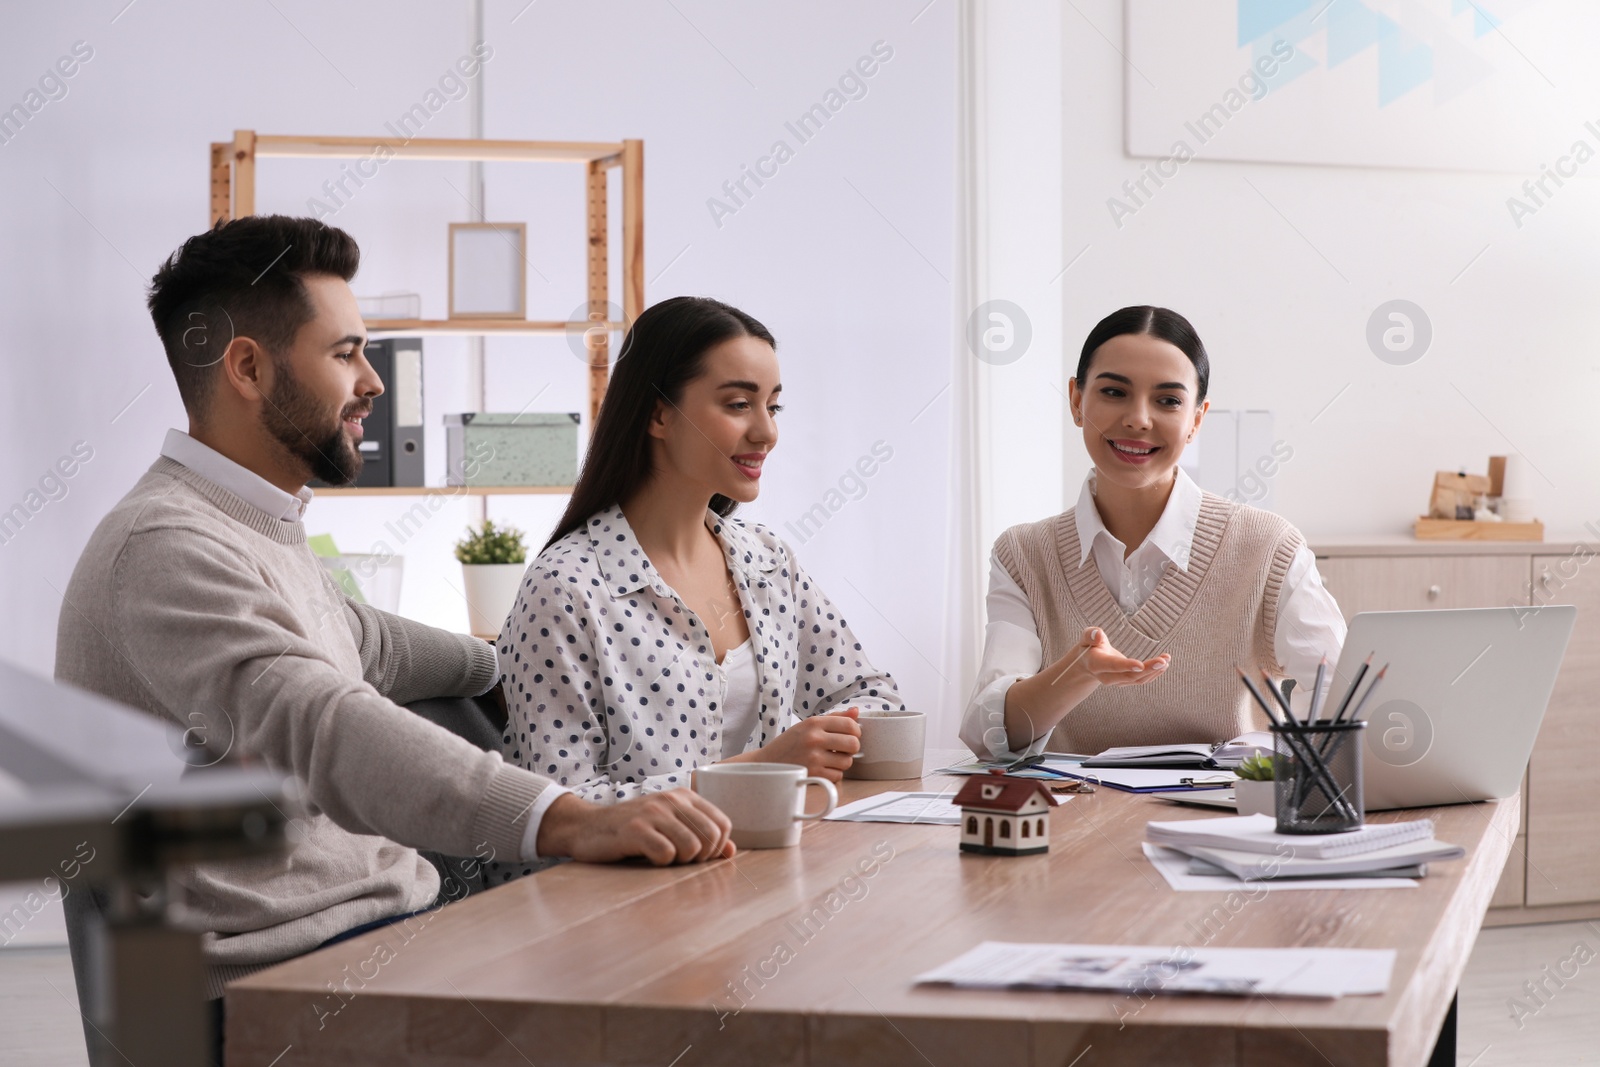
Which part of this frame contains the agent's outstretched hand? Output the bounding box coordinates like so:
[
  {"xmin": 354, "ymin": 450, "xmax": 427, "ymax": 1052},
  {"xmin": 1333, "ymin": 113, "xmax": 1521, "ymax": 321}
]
[{"xmin": 1066, "ymin": 627, "xmax": 1169, "ymax": 689}]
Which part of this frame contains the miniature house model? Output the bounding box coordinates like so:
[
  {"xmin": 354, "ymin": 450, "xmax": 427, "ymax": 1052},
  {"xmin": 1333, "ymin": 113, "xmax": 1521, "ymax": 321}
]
[{"xmin": 952, "ymin": 771, "xmax": 1059, "ymax": 856}]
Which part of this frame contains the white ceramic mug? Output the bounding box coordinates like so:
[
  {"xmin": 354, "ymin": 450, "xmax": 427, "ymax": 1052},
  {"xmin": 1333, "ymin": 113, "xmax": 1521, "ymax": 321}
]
[
  {"xmin": 845, "ymin": 710, "xmax": 926, "ymax": 781},
  {"xmin": 692, "ymin": 763, "xmax": 838, "ymax": 849}
]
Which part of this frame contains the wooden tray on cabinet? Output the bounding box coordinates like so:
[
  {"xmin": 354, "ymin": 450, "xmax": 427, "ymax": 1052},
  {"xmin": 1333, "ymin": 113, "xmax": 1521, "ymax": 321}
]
[{"xmin": 1413, "ymin": 517, "xmax": 1544, "ymax": 542}]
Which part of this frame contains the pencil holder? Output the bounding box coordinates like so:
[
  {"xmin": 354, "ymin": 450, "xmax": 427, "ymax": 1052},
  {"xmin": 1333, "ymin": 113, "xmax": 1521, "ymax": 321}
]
[{"xmin": 1270, "ymin": 722, "xmax": 1366, "ymax": 834}]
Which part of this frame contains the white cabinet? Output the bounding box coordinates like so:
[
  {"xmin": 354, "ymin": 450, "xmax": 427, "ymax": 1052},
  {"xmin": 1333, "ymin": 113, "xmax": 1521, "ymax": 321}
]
[
  {"xmin": 1315, "ymin": 555, "xmax": 1529, "ymax": 615},
  {"xmin": 1526, "ymin": 552, "xmax": 1600, "ymax": 907},
  {"xmin": 1313, "ymin": 541, "xmax": 1598, "ymax": 922}
]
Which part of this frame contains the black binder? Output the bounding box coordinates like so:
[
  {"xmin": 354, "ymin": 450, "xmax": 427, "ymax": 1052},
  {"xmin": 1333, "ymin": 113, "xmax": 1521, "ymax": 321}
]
[{"xmin": 389, "ymin": 338, "xmax": 425, "ymax": 487}]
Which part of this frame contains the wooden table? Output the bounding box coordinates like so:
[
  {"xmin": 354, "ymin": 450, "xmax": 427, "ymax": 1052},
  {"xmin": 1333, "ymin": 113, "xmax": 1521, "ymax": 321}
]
[{"xmin": 228, "ymin": 755, "xmax": 1517, "ymax": 1066}]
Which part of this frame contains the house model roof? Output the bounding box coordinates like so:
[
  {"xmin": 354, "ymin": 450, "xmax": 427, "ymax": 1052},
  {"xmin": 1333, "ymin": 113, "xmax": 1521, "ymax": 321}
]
[{"xmin": 951, "ymin": 771, "xmax": 1060, "ymax": 812}]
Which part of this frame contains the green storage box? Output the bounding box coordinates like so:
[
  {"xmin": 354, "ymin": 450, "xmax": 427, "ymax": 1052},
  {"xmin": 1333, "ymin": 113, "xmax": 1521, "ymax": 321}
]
[{"xmin": 445, "ymin": 412, "xmax": 580, "ymax": 487}]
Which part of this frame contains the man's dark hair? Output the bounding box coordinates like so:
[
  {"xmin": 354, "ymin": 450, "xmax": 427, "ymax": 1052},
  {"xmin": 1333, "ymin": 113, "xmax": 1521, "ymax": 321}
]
[{"xmin": 146, "ymin": 215, "xmax": 360, "ymax": 415}]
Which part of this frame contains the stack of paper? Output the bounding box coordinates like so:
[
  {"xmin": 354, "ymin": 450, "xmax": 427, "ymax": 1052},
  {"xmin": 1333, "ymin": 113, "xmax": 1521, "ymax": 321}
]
[
  {"xmin": 1147, "ymin": 814, "xmax": 1439, "ymax": 856},
  {"xmin": 1144, "ymin": 814, "xmax": 1463, "ymax": 887},
  {"xmin": 1185, "ymin": 854, "xmax": 1426, "ymax": 879},
  {"xmin": 1174, "ymin": 840, "xmax": 1462, "ymax": 881},
  {"xmin": 1142, "ymin": 844, "xmax": 1422, "ymax": 892},
  {"xmin": 915, "ymin": 941, "xmax": 1395, "ymax": 999},
  {"xmin": 824, "ymin": 792, "xmax": 964, "ymax": 825}
]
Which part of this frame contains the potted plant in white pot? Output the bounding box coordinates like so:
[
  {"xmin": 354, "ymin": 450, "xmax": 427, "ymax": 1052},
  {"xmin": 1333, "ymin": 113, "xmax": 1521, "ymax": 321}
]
[
  {"xmin": 455, "ymin": 519, "xmax": 528, "ymax": 638},
  {"xmin": 1233, "ymin": 753, "xmax": 1275, "ymax": 817}
]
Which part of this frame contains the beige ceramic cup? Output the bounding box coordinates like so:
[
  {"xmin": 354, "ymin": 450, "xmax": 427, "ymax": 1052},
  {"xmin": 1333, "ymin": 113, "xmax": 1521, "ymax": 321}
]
[
  {"xmin": 691, "ymin": 763, "xmax": 837, "ymax": 848},
  {"xmin": 845, "ymin": 710, "xmax": 926, "ymax": 780}
]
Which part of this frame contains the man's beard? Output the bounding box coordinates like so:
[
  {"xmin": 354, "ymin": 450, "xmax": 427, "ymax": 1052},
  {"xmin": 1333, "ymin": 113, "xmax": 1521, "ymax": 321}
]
[{"xmin": 261, "ymin": 361, "xmax": 365, "ymax": 486}]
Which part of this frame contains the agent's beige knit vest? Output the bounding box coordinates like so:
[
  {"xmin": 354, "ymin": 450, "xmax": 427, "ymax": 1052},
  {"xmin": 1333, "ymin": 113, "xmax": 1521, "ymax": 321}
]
[{"xmin": 993, "ymin": 494, "xmax": 1302, "ymax": 754}]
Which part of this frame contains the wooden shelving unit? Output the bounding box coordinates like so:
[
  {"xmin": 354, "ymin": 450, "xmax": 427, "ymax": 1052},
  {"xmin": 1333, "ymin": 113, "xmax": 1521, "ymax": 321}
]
[
  {"xmin": 208, "ymin": 129, "xmax": 642, "ymax": 496},
  {"xmin": 362, "ymin": 319, "xmax": 628, "ymax": 337},
  {"xmin": 313, "ymin": 485, "xmax": 574, "ymax": 498}
]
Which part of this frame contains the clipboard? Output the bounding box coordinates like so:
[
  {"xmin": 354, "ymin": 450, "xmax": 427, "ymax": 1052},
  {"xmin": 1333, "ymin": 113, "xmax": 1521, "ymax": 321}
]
[
  {"xmin": 1026, "ymin": 759, "xmax": 1237, "ymax": 794},
  {"xmin": 938, "ymin": 755, "xmax": 1237, "ymax": 794}
]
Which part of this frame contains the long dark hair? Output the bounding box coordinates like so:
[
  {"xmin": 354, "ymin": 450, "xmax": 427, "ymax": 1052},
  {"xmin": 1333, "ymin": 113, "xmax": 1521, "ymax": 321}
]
[
  {"xmin": 543, "ymin": 296, "xmax": 777, "ymax": 552},
  {"xmin": 1075, "ymin": 306, "xmax": 1210, "ymax": 402}
]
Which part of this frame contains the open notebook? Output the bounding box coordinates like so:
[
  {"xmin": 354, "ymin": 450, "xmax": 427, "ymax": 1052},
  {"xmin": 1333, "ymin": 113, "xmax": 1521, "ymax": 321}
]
[{"xmin": 1081, "ymin": 731, "xmax": 1274, "ymax": 769}]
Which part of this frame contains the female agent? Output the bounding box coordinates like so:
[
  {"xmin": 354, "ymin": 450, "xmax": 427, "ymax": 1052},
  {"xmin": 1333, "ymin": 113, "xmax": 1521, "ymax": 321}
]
[
  {"xmin": 493, "ymin": 297, "xmax": 902, "ymax": 874},
  {"xmin": 959, "ymin": 306, "xmax": 1344, "ymax": 759}
]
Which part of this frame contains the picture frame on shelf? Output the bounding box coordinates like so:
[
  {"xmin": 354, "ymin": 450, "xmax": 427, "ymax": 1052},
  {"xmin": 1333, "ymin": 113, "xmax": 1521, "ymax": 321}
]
[
  {"xmin": 448, "ymin": 221, "xmax": 527, "ymax": 319},
  {"xmin": 356, "ymin": 291, "xmax": 422, "ymax": 320}
]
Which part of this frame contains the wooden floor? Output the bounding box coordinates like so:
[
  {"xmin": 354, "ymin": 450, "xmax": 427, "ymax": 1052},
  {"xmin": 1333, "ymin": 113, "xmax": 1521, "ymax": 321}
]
[
  {"xmin": 0, "ymin": 947, "xmax": 92, "ymax": 1067},
  {"xmin": 4, "ymin": 920, "xmax": 1596, "ymax": 1065},
  {"xmin": 1454, "ymin": 919, "xmax": 1600, "ymax": 1066}
]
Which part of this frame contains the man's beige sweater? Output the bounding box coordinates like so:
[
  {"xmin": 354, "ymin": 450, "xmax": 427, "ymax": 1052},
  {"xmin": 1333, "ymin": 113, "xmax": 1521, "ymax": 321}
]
[{"xmin": 55, "ymin": 457, "xmax": 549, "ymax": 998}]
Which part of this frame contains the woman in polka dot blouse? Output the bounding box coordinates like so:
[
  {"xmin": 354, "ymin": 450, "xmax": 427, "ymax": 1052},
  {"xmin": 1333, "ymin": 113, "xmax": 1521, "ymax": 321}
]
[{"xmin": 491, "ymin": 296, "xmax": 903, "ymax": 876}]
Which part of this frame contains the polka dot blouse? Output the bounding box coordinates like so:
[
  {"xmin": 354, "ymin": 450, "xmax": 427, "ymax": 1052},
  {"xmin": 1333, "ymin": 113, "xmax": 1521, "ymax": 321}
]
[{"xmin": 494, "ymin": 504, "xmax": 903, "ymax": 808}]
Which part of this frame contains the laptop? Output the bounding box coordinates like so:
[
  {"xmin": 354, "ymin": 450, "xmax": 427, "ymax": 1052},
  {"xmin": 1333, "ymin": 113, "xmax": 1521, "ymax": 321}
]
[{"xmin": 1331, "ymin": 606, "xmax": 1576, "ymax": 811}]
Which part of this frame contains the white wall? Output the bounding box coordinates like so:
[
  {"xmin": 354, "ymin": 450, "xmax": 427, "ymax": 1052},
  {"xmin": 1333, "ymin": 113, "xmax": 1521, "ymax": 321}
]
[
  {"xmin": 967, "ymin": 1, "xmax": 1068, "ymax": 554},
  {"xmin": 1037, "ymin": 0, "xmax": 1600, "ymax": 540},
  {"xmin": 0, "ymin": 2, "xmax": 963, "ymax": 735}
]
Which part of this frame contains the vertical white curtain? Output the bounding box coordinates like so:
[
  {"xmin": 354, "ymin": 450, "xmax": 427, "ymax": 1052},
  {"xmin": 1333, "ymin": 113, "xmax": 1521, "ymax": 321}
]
[{"xmin": 941, "ymin": 0, "xmax": 1068, "ymax": 745}]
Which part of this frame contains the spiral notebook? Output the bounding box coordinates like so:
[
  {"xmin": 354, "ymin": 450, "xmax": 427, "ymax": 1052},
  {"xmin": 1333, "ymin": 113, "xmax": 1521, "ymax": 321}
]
[
  {"xmin": 1144, "ymin": 813, "xmax": 1436, "ymax": 859},
  {"xmin": 1168, "ymin": 839, "xmax": 1462, "ymax": 880}
]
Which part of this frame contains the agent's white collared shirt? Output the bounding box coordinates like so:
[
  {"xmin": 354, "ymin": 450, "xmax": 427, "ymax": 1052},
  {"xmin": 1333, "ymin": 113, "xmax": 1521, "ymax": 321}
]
[{"xmin": 961, "ymin": 470, "xmax": 1346, "ymax": 759}]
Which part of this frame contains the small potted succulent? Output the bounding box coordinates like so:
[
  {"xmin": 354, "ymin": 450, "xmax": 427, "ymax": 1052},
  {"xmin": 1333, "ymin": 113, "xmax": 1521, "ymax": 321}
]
[
  {"xmin": 455, "ymin": 520, "xmax": 528, "ymax": 638},
  {"xmin": 1233, "ymin": 753, "xmax": 1276, "ymax": 818}
]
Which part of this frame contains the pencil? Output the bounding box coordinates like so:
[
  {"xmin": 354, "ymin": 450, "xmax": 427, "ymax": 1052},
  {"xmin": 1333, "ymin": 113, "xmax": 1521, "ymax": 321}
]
[
  {"xmin": 1261, "ymin": 670, "xmax": 1350, "ymax": 804},
  {"xmin": 1344, "ymin": 664, "xmax": 1388, "ymax": 725},
  {"xmin": 1327, "ymin": 653, "xmax": 1374, "ymax": 728},
  {"xmin": 1311, "ymin": 653, "xmax": 1375, "ymax": 761},
  {"xmin": 1243, "ymin": 667, "xmax": 1357, "ymax": 823},
  {"xmin": 1263, "ymin": 668, "xmax": 1342, "ymax": 812},
  {"xmin": 1308, "ymin": 656, "xmax": 1329, "ymax": 723},
  {"xmin": 1308, "ymin": 665, "xmax": 1386, "ymax": 808}
]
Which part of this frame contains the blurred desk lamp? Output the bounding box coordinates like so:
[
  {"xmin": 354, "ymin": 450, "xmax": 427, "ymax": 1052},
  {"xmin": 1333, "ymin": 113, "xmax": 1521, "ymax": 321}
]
[{"xmin": 0, "ymin": 661, "xmax": 294, "ymax": 1066}]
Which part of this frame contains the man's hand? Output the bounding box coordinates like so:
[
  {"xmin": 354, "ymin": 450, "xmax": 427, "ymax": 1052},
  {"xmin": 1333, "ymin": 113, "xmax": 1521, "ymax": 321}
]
[
  {"xmin": 536, "ymin": 789, "xmax": 735, "ymax": 865},
  {"xmin": 731, "ymin": 707, "xmax": 862, "ymax": 783}
]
